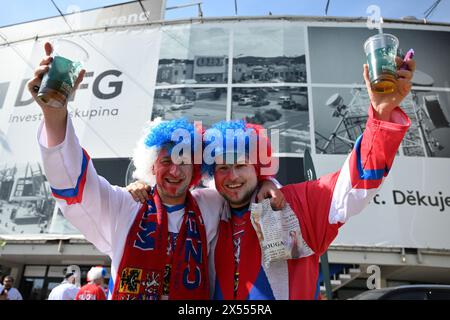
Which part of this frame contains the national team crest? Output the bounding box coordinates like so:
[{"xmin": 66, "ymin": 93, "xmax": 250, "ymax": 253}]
[
  {"xmin": 142, "ymin": 271, "xmax": 161, "ymax": 300},
  {"xmin": 119, "ymin": 268, "xmax": 142, "ymax": 294}
]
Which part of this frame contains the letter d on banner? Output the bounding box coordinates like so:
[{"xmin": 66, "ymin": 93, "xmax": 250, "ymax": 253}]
[{"xmin": 366, "ymin": 265, "xmax": 381, "ymax": 289}]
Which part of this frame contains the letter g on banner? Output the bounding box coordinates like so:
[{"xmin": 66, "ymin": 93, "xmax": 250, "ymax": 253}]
[{"xmin": 366, "ymin": 265, "xmax": 381, "ymax": 289}]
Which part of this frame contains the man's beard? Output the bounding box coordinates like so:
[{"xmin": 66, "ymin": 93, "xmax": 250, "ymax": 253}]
[
  {"xmin": 159, "ymin": 182, "xmax": 189, "ymax": 199},
  {"xmin": 222, "ymin": 187, "xmax": 255, "ymax": 208}
]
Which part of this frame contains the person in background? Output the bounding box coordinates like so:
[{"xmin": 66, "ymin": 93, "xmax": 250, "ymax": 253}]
[
  {"xmin": 75, "ymin": 267, "xmax": 107, "ymax": 300},
  {"xmin": 48, "ymin": 270, "xmax": 79, "ymax": 300},
  {"xmin": 0, "ymin": 275, "xmax": 23, "ymax": 300}
]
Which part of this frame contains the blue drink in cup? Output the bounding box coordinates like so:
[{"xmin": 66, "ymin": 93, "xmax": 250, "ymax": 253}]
[
  {"xmin": 364, "ymin": 34, "xmax": 399, "ymax": 94},
  {"xmin": 37, "ymin": 39, "xmax": 88, "ymax": 108}
]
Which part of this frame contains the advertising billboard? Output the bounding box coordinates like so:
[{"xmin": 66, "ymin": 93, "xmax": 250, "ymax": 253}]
[
  {"xmin": 308, "ymin": 24, "xmax": 450, "ymax": 249},
  {"xmin": 0, "ymin": 18, "xmax": 449, "ymax": 251},
  {"xmin": 0, "ymin": 28, "xmax": 160, "ymax": 235}
]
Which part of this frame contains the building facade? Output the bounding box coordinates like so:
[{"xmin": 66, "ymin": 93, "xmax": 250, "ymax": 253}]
[{"xmin": 1, "ymin": 4, "xmax": 450, "ymax": 299}]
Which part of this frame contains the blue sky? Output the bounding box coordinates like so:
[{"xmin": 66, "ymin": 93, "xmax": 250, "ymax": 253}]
[{"xmin": 1, "ymin": 0, "xmax": 449, "ymax": 27}]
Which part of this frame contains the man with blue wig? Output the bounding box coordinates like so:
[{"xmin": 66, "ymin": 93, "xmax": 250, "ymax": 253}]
[
  {"xmin": 28, "ymin": 42, "xmax": 282, "ymax": 300},
  {"xmin": 29, "ymin": 42, "xmax": 217, "ymax": 300},
  {"xmin": 198, "ymin": 59, "xmax": 415, "ymax": 300},
  {"xmin": 126, "ymin": 58, "xmax": 416, "ymax": 299}
]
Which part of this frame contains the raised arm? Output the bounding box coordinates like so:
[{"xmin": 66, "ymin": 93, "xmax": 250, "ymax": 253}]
[
  {"xmin": 282, "ymin": 58, "xmax": 414, "ymax": 255},
  {"xmin": 29, "ymin": 42, "xmax": 139, "ymax": 256}
]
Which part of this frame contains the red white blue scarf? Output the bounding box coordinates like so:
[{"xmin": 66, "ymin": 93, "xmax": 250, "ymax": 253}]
[
  {"xmin": 213, "ymin": 207, "xmax": 275, "ymax": 300},
  {"xmin": 112, "ymin": 187, "xmax": 209, "ymax": 300}
]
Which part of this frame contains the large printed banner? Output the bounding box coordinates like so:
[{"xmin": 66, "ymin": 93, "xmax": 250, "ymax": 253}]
[
  {"xmin": 0, "ymin": 28, "xmax": 160, "ymax": 235},
  {"xmin": 314, "ymin": 155, "xmax": 450, "ymax": 250},
  {"xmin": 308, "ymin": 24, "xmax": 450, "ymax": 250},
  {"xmin": 1, "ymin": 28, "xmax": 160, "ymax": 161},
  {"xmin": 0, "ymin": 19, "xmax": 449, "ymax": 251}
]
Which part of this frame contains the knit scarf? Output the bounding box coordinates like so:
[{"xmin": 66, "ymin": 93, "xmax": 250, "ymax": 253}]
[
  {"xmin": 112, "ymin": 187, "xmax": 209, "ymax": 300},
  {"xmin": 213, "ymin": 206, "xmax": 275, "ymax": 300}
]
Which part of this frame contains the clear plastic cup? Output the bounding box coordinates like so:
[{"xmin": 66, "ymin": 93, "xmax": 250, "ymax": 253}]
[
  {"xmin": 364, "ymin": 33, "xmax": 399, "ymax": 94},
  {"xmin": 37, "ymin": 39, "xmax": 89, "ymax": 108}
]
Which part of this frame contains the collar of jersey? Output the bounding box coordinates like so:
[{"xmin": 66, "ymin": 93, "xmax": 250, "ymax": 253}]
[
  {"xmin": 164, "ymin": 203, "xmax": 185, "ymax": 213},
  {"xmin": 230, "ymin": 204, "xmax": 250, "ymax": 218}
]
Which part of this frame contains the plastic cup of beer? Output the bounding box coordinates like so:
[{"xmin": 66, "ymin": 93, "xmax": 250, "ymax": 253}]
[
  {"xmin": 37, "ymin": 39, "xmax": 88, "ymax": 108},
  {"xmin": 364, "ymin": 33, "xmax": 399, "ymax": 94}
]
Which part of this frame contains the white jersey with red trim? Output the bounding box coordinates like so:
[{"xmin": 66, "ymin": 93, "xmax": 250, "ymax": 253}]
[{"xmin": 37, "ymin": 118, "xmax": 223, "ymax": 299}]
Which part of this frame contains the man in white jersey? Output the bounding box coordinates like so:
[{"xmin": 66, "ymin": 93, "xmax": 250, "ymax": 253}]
[
  {"xmin": 28, "ymin": 42, "xmax": 282, "ymax": 300},
  {"xmin": 48, "ymin": 270, "xmax": 79, "ymax": 300}
]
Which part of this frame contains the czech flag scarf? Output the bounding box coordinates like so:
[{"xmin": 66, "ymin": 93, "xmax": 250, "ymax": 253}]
[
  {"xmin": 213, "ymin": 208, "xmax": 275, "ymax": 300},
  {"xmin": 112, "ymin": 187, "xmax": 209, "ymax": 300}
]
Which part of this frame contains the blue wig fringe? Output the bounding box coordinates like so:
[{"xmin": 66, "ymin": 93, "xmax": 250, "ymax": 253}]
[
  {"xmin": 144, "ymin": 118, "xmax": 199, "ymax": 155},
  {"xmin": 202, "ymin": 120, "xmax": 256, "ymax": 176}
]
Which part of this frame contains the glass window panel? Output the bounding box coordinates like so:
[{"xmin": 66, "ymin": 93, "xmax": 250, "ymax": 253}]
[
  {"xmin": 24, "ymin": 265, "xmax": 47, "ymax": 277},
  {"xmin": 313, "ymin": 86, "xmax": 370, "ymax": 155},
  {"xmin": 157, "ymin": 24, "xmax": 229, "ymax": 85},
  {"xmin": 21, "ymin": 278, "xmax": 44, "ymax": 300},
  {"xmin": 231, "ymin": 86, "xmax": 310, "ymax": 154},
  {"xmin": 153, "ymin": 87, "xmax": 227, "ymax": 128},
  {"xmin": 233, "ymin": 22, "xmax": 306, "ymax": 84}
]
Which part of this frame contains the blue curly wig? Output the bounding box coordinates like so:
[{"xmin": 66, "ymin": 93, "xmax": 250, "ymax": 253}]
[
  {"xmin": 136, "ymin": 118, "xmax": 203, "ymax": 187},
  {"xmin": 144, "ymin": 118, "xmax": 198, "ymax": 151},
  {"xmin": 203, "ymin": 120, "xmax": 261, "ymax": 177}
]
